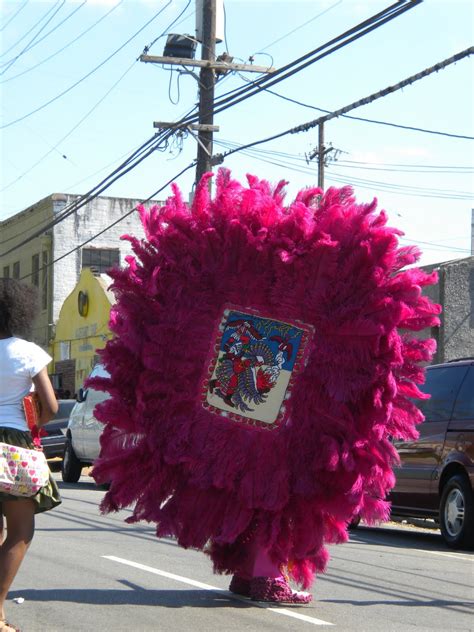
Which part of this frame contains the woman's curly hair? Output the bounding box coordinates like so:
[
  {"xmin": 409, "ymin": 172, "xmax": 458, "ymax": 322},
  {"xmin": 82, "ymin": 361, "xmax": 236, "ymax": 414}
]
[{"xmin": 0, "ymin": 278, "xmax": 39, "ymax": 338}]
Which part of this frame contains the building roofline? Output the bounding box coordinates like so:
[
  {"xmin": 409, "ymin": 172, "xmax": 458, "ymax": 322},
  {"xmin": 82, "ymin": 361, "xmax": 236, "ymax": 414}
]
[{"xmin": 0, "ymin": 192, "xmax": 164, "ymax": 227}]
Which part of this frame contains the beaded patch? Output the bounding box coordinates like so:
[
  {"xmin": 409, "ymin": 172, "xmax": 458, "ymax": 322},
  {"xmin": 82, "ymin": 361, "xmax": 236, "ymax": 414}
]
[{"xmin": 202, "ymin": 305, "xmax": 314, "ymax": 430}]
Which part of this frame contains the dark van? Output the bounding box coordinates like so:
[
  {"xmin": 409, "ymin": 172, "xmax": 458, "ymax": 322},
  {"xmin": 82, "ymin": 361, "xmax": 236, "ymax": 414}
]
[{"xmin": 390, "ymin": 358, "xmax": 474, "ymax": 549}]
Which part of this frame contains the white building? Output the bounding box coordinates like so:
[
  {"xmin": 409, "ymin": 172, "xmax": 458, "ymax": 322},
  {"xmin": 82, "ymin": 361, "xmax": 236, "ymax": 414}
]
[{"xmin": 0, "ymin": 192, "xmax": 158, "ymax": 350}]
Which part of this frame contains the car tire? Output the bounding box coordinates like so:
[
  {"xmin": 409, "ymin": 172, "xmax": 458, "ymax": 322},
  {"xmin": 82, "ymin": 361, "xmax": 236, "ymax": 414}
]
[
  {"xmin": 62, "ymin": 437, "xmax": 83, "ymax": 483},
  {"xmin": 439, "ymin": 474, "xmax": 474, "ymax": 549},
  {"xmin": 349, "ymin": 515, "xmax": 361, "ymax": 529}
]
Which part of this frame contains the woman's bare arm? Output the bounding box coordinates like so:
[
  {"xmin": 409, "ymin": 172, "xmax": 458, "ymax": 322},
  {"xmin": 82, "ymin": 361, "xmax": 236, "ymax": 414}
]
[{"xmin": 32, "ymin": 367, "xmax": 58, "ymax": 426}]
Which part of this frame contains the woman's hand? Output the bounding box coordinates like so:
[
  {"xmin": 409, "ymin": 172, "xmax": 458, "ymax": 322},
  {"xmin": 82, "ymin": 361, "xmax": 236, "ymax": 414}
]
[{"xmin": 32, "ymin": 367, "xmax": 59, "ymax": 426}]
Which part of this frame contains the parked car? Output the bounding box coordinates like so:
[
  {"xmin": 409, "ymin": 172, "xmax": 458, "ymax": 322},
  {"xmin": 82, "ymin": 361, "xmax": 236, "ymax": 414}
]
[
  {"xmin": 389, "ymin": 358, "xmax": 474, "ymax": 549},
  {"xmin": 42, "ymin": 399, "xmax": 76, "ymax": 460},
  {"xmin": 62, "ymin": 364, "xmax": 110, "ymax": 483}
]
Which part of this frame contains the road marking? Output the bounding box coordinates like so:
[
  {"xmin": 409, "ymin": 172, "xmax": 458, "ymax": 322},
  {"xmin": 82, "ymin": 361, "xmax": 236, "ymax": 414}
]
[{"xmin": 103, "ymin": 555, "xmax": 333, "ymax": 626}]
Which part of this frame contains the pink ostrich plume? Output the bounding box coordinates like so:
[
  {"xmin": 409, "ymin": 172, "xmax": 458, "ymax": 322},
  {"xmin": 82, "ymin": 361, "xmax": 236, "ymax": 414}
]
[{"xmin": 89, "ymin": 169, "xmax": 441, "ymax": 589}]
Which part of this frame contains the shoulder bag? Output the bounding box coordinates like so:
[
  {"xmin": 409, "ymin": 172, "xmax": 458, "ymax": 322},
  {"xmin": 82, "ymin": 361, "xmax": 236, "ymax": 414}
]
[{"xmin": 0, "ymin": 442, "xmax": 49, "ymax": 497}]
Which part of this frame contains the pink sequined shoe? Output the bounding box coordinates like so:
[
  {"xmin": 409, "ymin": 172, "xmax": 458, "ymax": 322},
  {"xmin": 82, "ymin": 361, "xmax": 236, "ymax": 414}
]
[
  {"xmin": 250, "ymin": 576, "xmax": 312, "ymax": 604},
  {"xmin": 229, "ymin": 575, "xmax": 251, "ymax": 597}
]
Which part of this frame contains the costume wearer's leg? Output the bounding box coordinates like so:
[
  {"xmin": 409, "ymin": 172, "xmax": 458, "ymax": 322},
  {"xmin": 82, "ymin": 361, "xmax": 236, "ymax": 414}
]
[
  {"xmin": 0, "ymin": 499, "xmax": 35, "ymax": 625},
  {"xmin": 252, "ymin": 546, "xmax": 281, "ymax": 578},
  {"xmin": 250, "ymin": 546, "xmax": 313, "ymax": 604},
  {"xmin": 230, "ymin": 538, "xmax": 312, "ymax": 604}
]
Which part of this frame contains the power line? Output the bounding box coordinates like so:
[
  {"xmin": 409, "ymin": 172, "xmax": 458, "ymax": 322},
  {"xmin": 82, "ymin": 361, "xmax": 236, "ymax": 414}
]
[
  {"xmin": 0, "ymin": 0, "xmax": 60, "ymax": 59},
  {"xmin": 0, "ymin": 0, "xmax": 66, "ymax": 76},
  {"xmin": 246, "ymin": 83, "xmax": 474, "ymax": 140},
  {"xmin": 18, "ymin": 161, "xmax": 196, "ymax": 283},
  {"xmin": 1, "ymin": 1, "xmax": 124, "ymax": 85},
  {"xmin": 2, "ymin": 0, "xmax": 197, "ymax": 193},
  {"xmin": 0, "ymin": 59, "xmax": 138, "ymax": 194},
  {"xmin": 217, "ymin": 140, "xmax": 474, "ymax": 173},
  {"xmin": 1, "ymin": 93, "xmax": 201, "ymax": 253},
  {"xmin": 214, "ymin": 138, "xmax": 473, "ymax": 200},
  {"xmin": 398, "ymin": 237, "xmax": 470, "ymax": 254},
  {"xmin": 0, "ymin": 136, "xmax": 159, "ymax": 238},
  {"xmin": 142, "ymin": 0, "xmax": 191, "ymax": 54},
  {"xmin": 0, "ymin": 2, "xmax": 173, "ymax": 130},
  {"xmin": 210, "ymin": 1, "xmax": 422, "ymax": 116},
  {"xmin": 214, "ymin": 47, "xmax": 474, "ymax": 171},
  {"xmin": 0, "ymin": 0, "xmax": 86, "ymax": 77},
  {"xmin": 256, "ymin": 0, "xmax": 343, "ymax": 54},
  {"xmin": 1, "ymin": 1, "xmax": 423, "ymax": 251},
  {"xmin": 326, "ymin": 171, "xmax": 473, "ymax": 200},
  {"xmin": 0, "ymin": 1, "xmax": 29, "ymax": 34},
  {"xmin": 327, "ymin": 163, "xmax": 474, "ymax": 174},
  {"xmin": 336, "ymin": 159, "xmax": 474, "ymax": 171},
  {"xmin": 291, "ymin": 48, "xmax": 474, "ymax": 135},
  {"xmin": 1, "ymin": 131, "xmax": 171, "ymax": 256}
]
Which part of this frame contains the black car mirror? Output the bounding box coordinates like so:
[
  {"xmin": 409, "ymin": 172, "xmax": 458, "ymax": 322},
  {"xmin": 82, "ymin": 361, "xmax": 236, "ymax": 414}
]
[{"xmin": 76, "ymin": 387, "xmax": 87, "ymax": 403}]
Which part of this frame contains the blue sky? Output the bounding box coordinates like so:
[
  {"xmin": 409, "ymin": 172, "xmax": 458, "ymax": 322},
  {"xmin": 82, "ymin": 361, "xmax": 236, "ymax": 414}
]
[{"xmin": 1, "ymin": 0, "xmax": 473, "ymax": 267}]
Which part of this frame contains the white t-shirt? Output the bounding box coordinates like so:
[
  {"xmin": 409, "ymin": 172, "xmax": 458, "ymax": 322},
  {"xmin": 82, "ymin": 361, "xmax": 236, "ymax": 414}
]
[{"xmin": 0, "ymin": 337, "xmax": 53, "ymax": 431}]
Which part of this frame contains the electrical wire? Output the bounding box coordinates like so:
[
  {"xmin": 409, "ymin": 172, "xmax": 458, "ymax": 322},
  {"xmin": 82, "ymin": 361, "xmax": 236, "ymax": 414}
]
[
  {"xmin": 2, "ymin": 0, "xmax": 417, "ymax": 134},
  {"xmin": 0, "ymin": 2, "xmax": 173, "ymax": 130},
  {"xmin": 339, "ymin": 159, "xmax": 474, "ymax": 170},
  {"xmin": 0, "ymin": 136, "xmax": 161, "ymax": 239},
  {"xmin": 142, "ymin": 0, "xmax": 191, "ymax": 54},
  {"xmin": 2, "ymin": 0, "xmax": 196, "ymax": 194},
  {"xmin": 218, "ymin": 140, "xmax": 474, "ymax": 173},
  {"xmin": 1, "ymin": 1, "xmax": 423, "ymax": 253},
  {"xmin": 0, "ymin": 0, "xmax": 61, "ymax": 59},
  {"xmin": 398, "ymin": 237, "xmax": 470, "ymax": 253},
  {"xmin": 1, "ymin": 59, "xmax": 138, "ymax": 195},
  {"xmin": 244, "ymin": 82, "xmax": 474, "ymax": 141},
  {"xmin": 1, "ymin": 130, "xmax": 171, "ymax": 256},
  {"xmin": 3, "ymin": 1, "xmax": 404, "ymax": 199},
  {"xmin": 0, "ymin": 1, "xmax": 29, "ymax": 34},
  {"xmin": 210, "ymin": 1, "xmax": 422, "ymax": 115},
  {"xmin": 168, "ymin": 68, "xmax": 181, "ymax": 105},
  {"xmin": 0, "ymin": 0, "xmax": 66, "ymax": 76},
  {"xmin": 213, "ymin": 47, "xmax": 474, "ymax": 177},
  {"xmin": 325, "ymin": 162, "xmax": 474, "ymax": 174},
  {"xmin": 1, "ymin": 98, "xmax": 200, "ymax": 249},
  {"xmin": 256, "ymin": 0, "xmax": 343, "ymax": 54},
  {"xmin": 222, "ymin": 1, "xmax": 230, "ymax": 54},
  {"xmin": 18, "ymin": 160, "xmax": 197, "ymax": 283},
  {"xmin": 1, "ymin": 0, "xmax": 86, "ymax": 77},
  {"xmin": 1, "ymin": 1, "xmax": 124, "ymax": 85},
  {"xmin": 213, "ymin": 139, "xmax": 474, "ymax": 200}
]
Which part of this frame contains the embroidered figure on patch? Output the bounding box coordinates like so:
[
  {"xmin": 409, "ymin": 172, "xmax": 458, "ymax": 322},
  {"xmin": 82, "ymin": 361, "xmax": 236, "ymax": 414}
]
[{"xmin": 203, "ymin": 306, "xmax": 313, "ymax": 430}]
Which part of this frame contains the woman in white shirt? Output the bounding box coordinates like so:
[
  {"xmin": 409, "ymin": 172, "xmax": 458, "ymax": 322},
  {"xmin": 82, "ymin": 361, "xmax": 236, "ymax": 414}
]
[{"xmin": 0, "ymin": 278, "xmax": 61, "ymax": 632}]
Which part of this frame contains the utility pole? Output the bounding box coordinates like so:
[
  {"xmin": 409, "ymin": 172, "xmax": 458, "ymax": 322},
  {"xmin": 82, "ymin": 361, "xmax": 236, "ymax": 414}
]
[
  {"xmin": 140, "ymin": 0, "xmax": 275, "ymax": 188},
  {"xmin": 195, "ymin": 0, "xmax": 217, "ymax": 185},
  {"xmin": 317, "ymin": 122, "xmax": 324, "ymax": 189},
  {"xmin": 307, "ymin": 123, "xmax": 341, "ymax": 191}
]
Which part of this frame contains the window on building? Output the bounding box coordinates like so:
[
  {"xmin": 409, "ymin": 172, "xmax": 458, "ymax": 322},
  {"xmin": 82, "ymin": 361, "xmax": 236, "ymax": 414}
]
[
  {"xmin": 41, "ymin": 251, "xmax": 48, "ymax": 311},
  {"xmin": 32, "ymin": 254, "xmax": 40, "ymax": 287},
  {"xmin": 12, "ymin": 262, "xmax": 20, "ymax": 279},
  {"xmin": 82, "ymin": 247, "xmax": 120, "ymax": 274},
  {"xmin": 2, "ymin": 266, "xmax": 9, "ymax": 278}
]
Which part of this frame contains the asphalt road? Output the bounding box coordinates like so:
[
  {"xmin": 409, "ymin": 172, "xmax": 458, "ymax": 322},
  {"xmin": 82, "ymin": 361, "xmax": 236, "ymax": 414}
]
[{"xmin": 6, "ymin": 469, "xmax": 474, "ymax": 632}]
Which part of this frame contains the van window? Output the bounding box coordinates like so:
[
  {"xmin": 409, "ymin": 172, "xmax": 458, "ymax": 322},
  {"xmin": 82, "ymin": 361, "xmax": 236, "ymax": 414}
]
[
  {"xmin": 416, "ymin": 365, "xmax": 468, "ymax": 422},
  {"xmin": 452, "ymin": 367, "xmax": 474, "ymax": 420}
]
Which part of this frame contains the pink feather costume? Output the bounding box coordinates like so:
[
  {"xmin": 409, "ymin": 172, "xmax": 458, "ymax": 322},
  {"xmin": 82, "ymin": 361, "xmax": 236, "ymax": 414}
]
[{"xmin": 90, "ymin": 169, "xmax": 440, "ymax": 590}]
